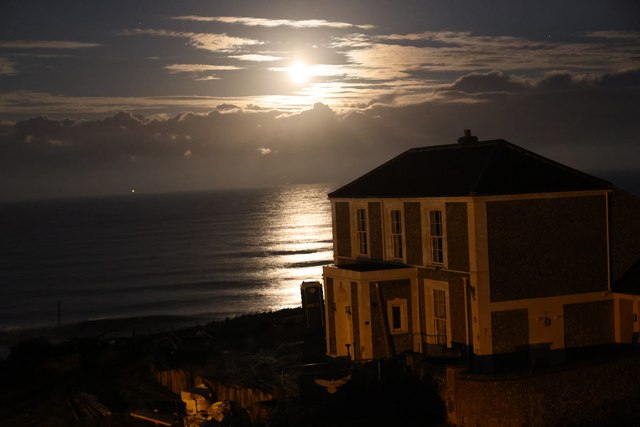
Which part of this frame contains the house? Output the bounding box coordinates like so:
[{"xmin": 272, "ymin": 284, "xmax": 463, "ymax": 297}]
[{"xmin": 322, "ymin": 131, "xmax": 640, "ymax": 371}]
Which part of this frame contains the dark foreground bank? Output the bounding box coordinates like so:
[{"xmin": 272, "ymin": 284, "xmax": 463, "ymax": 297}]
[{"xmin": 0, "ymin": 308, "xmax": 447, "ymax": 427}]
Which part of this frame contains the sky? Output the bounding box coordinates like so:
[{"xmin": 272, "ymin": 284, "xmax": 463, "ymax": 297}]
[{"xmin": 0, "ymin": 0, "xmax": 639, "ymax": 200}]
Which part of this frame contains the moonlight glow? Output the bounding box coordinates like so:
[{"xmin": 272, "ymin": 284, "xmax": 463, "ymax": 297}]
[{"xmin": 288, "ymin": 61, "xmax": 310, "ymax": 84}]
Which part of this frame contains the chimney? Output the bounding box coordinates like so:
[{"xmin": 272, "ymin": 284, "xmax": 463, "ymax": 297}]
[{"xmin": 457, "ymin": 129, "xmax": 478, "ymax": 144}]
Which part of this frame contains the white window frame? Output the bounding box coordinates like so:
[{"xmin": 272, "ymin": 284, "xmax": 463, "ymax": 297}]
[
  {"xmin": 422, "ymin": 203, "xmax": 447, "ymax": 268},
  {"xmin": 424, "ymin": 279, "xmax": 452, "ymax": 348},
  {"xmin": 433, "ymin": 288, "xmax": 447, "ymax": 345},
  {"xmin": 387, "ymin": 298, "xmax": 408, "ymax": 334},
  {"xmin": 390, "ymin": 209, "xmax": 404, "ymax": 260},
  {"xmin": 356, "ymin": 208, "xmax": 368, "ymax": 256},
  {"xmin": 429, "ymin": 209, "xmax": 445, "ymax": 265}
]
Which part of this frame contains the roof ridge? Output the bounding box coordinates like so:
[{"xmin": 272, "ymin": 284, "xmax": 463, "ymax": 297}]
[
  {"xmin": 407, "ymin": 139, "xmax": 501, "ymax": 152},
  {"xmin": 330, "ymin": 140, "xmax": 501, "ymax": 197},
  {"xmin": 328, "ymin": 147, "xmax": 413, "ymax": 197},
  {"xmin": 328, "ymin": 138, "xmax": 611, "ymax": 199},
  {"xmin": 499, "ymin": 140, "xmax": 612, "ymax": 188}
]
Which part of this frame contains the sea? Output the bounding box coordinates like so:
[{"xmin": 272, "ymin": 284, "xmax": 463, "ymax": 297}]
[{"xmin": 0, "ymin": 183, "xmax": 335, "ymax": 342}]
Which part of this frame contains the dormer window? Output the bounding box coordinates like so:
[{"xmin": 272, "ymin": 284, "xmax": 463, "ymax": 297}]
[{"xmin": 356, "ymin": 208, "xmax": 368, "ymax": 255}]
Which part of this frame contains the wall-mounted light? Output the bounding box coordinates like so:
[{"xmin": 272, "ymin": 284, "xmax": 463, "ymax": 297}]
[{"xmin": 536, "ymin": 316, "xmax": 552, "ymax": 326}]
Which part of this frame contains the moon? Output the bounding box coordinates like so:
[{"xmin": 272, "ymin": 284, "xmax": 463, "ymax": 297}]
[{"xmin": 289, "ymin": 61, "xmax": 310, "ymax": 84}]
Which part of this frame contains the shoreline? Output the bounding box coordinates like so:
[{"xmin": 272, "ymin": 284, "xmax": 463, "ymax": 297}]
[{"xmin": 0, "ymin": 313, "xmax": 232, "ymax": 360}]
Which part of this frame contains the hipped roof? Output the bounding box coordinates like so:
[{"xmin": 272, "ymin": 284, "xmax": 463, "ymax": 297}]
[{"xmin": 329, "ymin": 140, "xmax": 611, "ymax": 199}]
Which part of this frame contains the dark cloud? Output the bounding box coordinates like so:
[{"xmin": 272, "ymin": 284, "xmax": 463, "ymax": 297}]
[
  {"xmin": 447, "ymin": 71, "xmax": 528, "ymax": 94},
  {"xmin": 444, "ymin": 68, "xmax": 640, "ymax": 96},
  {"xmin": 2, "ymin": 68, "xmax": 640, "ymax": 200}
]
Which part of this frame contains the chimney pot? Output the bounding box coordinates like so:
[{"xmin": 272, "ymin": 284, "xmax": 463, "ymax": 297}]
[{"xmin": 458, "ymin": 129, "xmax": 478, "ymax": 144}]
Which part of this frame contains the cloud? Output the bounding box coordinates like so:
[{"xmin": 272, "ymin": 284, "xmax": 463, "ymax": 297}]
[
  {"xmin": 91, "ymin": 28, "xmax": 640, "ymax": 114},
  {"xmin": 119, "ymin": 28, "xmax": 260, "ymax": 52},
  {"xmin": 0, "ymin": 91, "xmax": 276, "ymax": 116},
  {"xmin": 173, "ymin": 15, "xmax": 374, "ymax": 30},
  {"xmin": 0, "ymin": 40, "xmax": 100, "ymax": 49},
  {"xmin": 447, "ymin": 71, "xmax": 529, "ymax": 94},
  {"xmin": 584, "ymin": 31, "xmax": 640, "ymax": 41},
  {"xmin": 164, "ymin": 64, "xmax": 243, "ymax": 73},
  {"xmin": 347, "ymin": 31, "xmax": 640, "ymax": 75},
  {"xmin": 0, "ymin": 58, "xmax": 17, "ymax": 75},
  {"xmin": 436, "ymin": 69, "xmax": 640, "ymax": 107},
  {"xmin": 2, "ymin": 76, "xmax": 639, "ymax": 201},
  {"xmin": 230, "ymin": 54, "xmax": 284, "ymax": 62}
]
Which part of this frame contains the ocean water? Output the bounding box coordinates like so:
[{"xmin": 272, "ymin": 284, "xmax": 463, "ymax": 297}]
[{"xmin": 0, "ymin": 183, "xmax": 334, "ymax": 332}]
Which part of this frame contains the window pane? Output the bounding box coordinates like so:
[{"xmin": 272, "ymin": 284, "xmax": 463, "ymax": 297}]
[
  {"xmin": 392, "ymin": 305, "xmax": 402, "ymax": 330},
  {"xmin": 357, "ymin": 209, "xmax": 368, "ymax": 255},
  {"xmin": 432, "ymin": 238, "xmax": 443, "ymax": 263},
  {"xmin": 429, "ymin": 210, "xmax": 444, "ymax": 264},
  {"xmin": 433, "ymin": 289, "xmax": 447, "ymax": 346},
  {"xmin": 391, "ymin": 210, "xmax": 403, "ymax": 259},
  {"xmin": 435, "ymin": 319, "xmax": 447, "ymax": 346},
  {"xmin": 434, "ymin": 289, "xmax": 446, "ymax": 318}
]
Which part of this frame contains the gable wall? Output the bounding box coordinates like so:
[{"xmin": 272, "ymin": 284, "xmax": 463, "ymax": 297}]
[
  {"xmin": 610, "ymin": 189, "xmax": 640, "ymax": 282},
  {"xmin": 487, "ymin": 195, "xmax": 608, "ymax": 302}
]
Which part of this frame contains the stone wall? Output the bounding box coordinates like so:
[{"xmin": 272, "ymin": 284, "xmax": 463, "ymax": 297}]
[
  {"xmin": 487, "ymin": 195, "xmax": 608, "ymax": 302},
  {"xmin": 404, "ymin": 202, "xmax": 423, "ymax": 266},
  {"xmin": 368, "ymin": 202, "xmax": 383, "ymax": 260},
  {"xmin": 610, "ymin": 189, "xmax": 640, "ymax": 281},
  {"xmin": 446, "ymin": 202, "xmax": 469, "ymax": 272},
  {"xmin": 370, "ymin": 279, "xmax": 412, "ymax": 357},
  {"xmin": 335, "ymin": 202, "xmax": 351, "ymax": 257},
  {"xmin": 444, "ymin": 353, "xmax": 640, "ymax": 426}
]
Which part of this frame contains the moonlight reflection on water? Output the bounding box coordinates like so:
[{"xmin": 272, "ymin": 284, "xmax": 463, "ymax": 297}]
[{"xmin": 0, "ymin": 184, "xmax": 334, "ymax": 331}]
